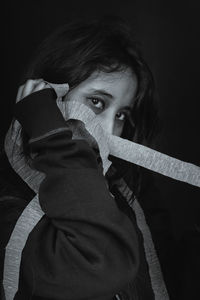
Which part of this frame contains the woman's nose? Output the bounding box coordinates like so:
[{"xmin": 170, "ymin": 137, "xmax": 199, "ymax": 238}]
[{"xmin": 96, "ymin": 116, "xmax": 114, "ymax": 135}]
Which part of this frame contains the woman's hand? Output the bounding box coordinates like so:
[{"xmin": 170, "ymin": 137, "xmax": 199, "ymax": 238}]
[{"xmin": 16, "ymin": 79, "xmax": 52, "ymax": 103}]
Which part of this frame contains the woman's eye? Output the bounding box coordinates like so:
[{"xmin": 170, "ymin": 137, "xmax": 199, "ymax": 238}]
[
  {"xmin": 89, "ymin": 98, "xmax": 104, "ymax": 110},
  {"xmin": 116, "ymin": 111, "xmax": 127, "ymax": 121}
]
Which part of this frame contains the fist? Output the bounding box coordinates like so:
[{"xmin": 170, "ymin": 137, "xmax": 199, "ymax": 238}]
[{"xmin": 16, "ymin": 79, "xmax": 52, "ymax": 103}]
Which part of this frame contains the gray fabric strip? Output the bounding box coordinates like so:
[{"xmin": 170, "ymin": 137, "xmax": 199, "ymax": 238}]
[
  {"xmin": 116, "ymin": 178, "xmax": 169, "ymax": 299},
  {"xmin": 132, "ymin": 199, "xmax": 169, "ymax": 299},
  {"xmin": 9, "ymin": 82, "xmax": 200, "ymax": 187},
  {"xmin": 3, "ymin": 195, "xmax": 44, "ymax": 300},
  {"xmin": 58, "ymin": 100, "xmax": 200, "ymax": 187},
  {"xmin": 109, "ymin": 135, "xmax": 200, "ymax": 188}
]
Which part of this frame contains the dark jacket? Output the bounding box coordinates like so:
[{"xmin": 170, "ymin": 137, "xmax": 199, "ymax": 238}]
[{"xmin": 0, "ymin": 89, "xmax": 155, "ymax": 300}]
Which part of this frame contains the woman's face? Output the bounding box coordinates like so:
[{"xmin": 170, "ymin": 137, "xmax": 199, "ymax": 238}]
[{"xmin": 64, "ymin": 68, "xmax": 138, "ymax": 136}]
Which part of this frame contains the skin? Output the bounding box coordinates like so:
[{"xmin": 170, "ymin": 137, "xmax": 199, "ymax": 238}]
[
  {"xmin": 17, "ymin": 67, "xmax": 138, "ymax": 137},
  {"xmin": 64, "ymin": 68, "xmax": 138, "ymax": 136}
]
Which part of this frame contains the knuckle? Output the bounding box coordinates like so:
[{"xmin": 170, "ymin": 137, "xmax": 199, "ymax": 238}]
[
  {"xmin": 26, "ymin": 79, "xmax": 34, "ymax": 83},
  {"xmin": 18, "ymin": 85, "xmax": 24, "ymax": 91},
  {"xmin": 38, "ymin": 82, "xmax": 46, "ymax": 88}
]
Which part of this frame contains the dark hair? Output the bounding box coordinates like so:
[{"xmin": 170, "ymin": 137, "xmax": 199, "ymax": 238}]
[
  {"xmin": 19, "ymin": 15, "xmax": 158, "ymax": 148},
  {"xmin": 13, "ymin": 15, "xmax": 159, "ymax": 197}
]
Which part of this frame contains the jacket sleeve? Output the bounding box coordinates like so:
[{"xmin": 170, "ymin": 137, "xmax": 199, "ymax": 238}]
[{"xmin": 13, "ymin": 89, "xmax": 139, "ymax": 300}]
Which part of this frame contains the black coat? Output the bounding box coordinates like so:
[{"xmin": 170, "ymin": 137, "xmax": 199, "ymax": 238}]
[{"xmin": 0, "ymin": 89, "xmax": 163, "ymax": 300}]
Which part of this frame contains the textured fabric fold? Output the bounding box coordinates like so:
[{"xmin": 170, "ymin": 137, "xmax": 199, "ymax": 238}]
[
  {"xmin": 56, "ymin": 95, "xmax": 200, "ymax": 187},
  {"xmin": 5, "ymin": 82, "xmax": 200, "ymax": 188}
]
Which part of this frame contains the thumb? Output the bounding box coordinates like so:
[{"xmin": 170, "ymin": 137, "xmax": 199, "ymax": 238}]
[{"xmin": 44, "ymin": 81, "xmax": 69, "ymax": 98}]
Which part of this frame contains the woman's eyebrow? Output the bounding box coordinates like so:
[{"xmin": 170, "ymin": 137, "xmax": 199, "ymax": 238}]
[
  {"xmin": 122, "ymin": 106, "xmax": 131, "ymax": 111},
  {"xmin": 88, "ymin": 88, "xmax": 113, "ymax": 99}
]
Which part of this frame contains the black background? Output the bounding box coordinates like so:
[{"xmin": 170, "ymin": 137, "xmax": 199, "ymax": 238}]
[{"xmin": 2, "ymin": 0, "xmax": 200, "ymax": 298}]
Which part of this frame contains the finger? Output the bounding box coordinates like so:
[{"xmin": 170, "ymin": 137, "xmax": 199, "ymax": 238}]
[
  {"xmin": 21, "ymin": 79, "xmax": 43, "ymax": 99},
  {"xmin": 44, "ymin": 83, "xmax": 53, "ymax": 89},
  {"xmin": 46, "ymin": 82, "xmax": 69, "ymax": 99},
  {"xmin": 16, "ymin": 85, "xmax": 24, "ymax": 103},
  {"xmin": 32, "ymin": 81, "xmax": 47, "ymax": 93}
]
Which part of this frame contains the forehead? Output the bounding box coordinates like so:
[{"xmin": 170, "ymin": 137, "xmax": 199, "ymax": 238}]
[{"xmin": 70, "ymin": 68, "xmax": 138, "ymax": 108}]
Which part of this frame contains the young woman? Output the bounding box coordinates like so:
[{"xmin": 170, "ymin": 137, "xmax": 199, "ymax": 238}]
[{"xmin": 0, "ymin": 16, "xmax": 168, "ymax": 299}]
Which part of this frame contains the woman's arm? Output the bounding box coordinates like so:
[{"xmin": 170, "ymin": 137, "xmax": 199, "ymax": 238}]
[{"xmin": 13, "ymin": 87, "xmax": 139, "ymax": 300}]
